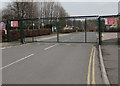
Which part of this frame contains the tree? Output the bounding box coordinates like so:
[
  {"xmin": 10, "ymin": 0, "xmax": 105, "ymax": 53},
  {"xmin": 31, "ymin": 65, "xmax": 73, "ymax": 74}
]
[
  {"xmin": 36, "ymin": 1, "xmax": 69, "ymax": 28},
  {"xmin": 2, "ymin": 0, "xmax": 69, "ymax": 30},
  {"xmin": 2, "ymin": 1, "xmax": 39, "ymax": 21}
]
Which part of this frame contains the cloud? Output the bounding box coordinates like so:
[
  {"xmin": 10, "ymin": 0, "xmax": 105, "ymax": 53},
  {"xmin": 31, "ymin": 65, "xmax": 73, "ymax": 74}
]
[
  {"xmin": 0, "ymin": 0, "xmax": 120, "ymax": 2},
  {"xmin": 61, "ymin": 2, "xmax": 118, "ymax": 16}
]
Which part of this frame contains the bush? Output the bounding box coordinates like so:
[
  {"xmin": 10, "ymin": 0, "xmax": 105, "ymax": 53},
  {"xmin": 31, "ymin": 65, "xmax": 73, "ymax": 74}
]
[
  {"xmin": 1, "ymin": 30, "xmax": 7, "ymax": 42},
  {"xmin": 9, "ymin": 29, "xmax": 20, "ymax": 41},
  {"xmin": 2, "ymin": 29, "xmax": 52, "ymax": 42}
]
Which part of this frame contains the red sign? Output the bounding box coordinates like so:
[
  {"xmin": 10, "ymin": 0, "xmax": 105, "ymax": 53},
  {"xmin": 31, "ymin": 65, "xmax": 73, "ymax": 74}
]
[
  {"xmin": 11, "ymin": 21, "xmax": 18, "ymax": 27},
  {"xmin": 107, "ymin": 18, "xmax": 116, "ymax": 24}
]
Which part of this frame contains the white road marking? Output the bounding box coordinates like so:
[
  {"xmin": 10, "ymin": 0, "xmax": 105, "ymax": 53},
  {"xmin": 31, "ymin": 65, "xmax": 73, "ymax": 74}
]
[
  {"xmin": 63, "ymin": 40, "xmax": 69, "ymax": 42},
  {"xmin": 66, "ymin": 44, "xmax": 71, "ymax": 45},
  {"xmin": 0, "ymin": 47, "xmax": 6, "ymax": 49},
  {"xmin": 70, "ymin": 37, "xmax": 74, "ymax": 39},
  {"xmin": 0, "ymin": 43, "xmax": 32, "ymax": 50},
  {"xmin": 44, "ymin": 44, "xmax": 58, "ymax": 50},
  {"xmin": 0, "ymin": 46, "xmax": 12, "ymax": 50},
  {"xmin": 0, "ymin": 53, "xmax": 34, "ymax": 70},
  {"xmin": 36, "ymin": 34, "xmax": 70, "ymax": 41}
]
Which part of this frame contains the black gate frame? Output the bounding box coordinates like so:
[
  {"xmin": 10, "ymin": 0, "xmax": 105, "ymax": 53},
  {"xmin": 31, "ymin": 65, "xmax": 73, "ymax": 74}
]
[
  {"xmin": 98, "ymin": 15, "xmax": 120, "ymax": 45},
  {"xmin": 6, "ymin": 15, "xmax": 120, "ymax": 45}
]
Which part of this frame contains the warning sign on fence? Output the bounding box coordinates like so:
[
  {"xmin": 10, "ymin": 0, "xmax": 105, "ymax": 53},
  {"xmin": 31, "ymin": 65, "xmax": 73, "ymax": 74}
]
[
  {"xmin": 107, "ymin": 18, "xmax": 116, "ymax": 25},
  {"xmin": 11, "ymin": 21, "xmax": 18, "ymax": 27}
]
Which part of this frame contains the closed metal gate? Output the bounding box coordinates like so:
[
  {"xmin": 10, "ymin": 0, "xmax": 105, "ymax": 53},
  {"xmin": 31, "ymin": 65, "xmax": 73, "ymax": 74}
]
[{"xmin": 6, "ymin": 15, "xmax": 119, "ymax": 44}]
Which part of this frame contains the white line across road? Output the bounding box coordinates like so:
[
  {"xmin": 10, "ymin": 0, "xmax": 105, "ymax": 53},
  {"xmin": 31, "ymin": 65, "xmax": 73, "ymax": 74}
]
[
  {"xmin": 0, "ymin": 47, "xmax": 6, "ymax": 49},
  {"xmin": 0, "ymin": 47, "xmax": 12, "ymax": 50},
  {"xmin": 0, "ymin": 53, "xmax": 34, "ymax": 70},
  {"xmin": 44, "ymin": 44, "xmax": 59, "ymax": 50},
  {"xmin": 63, "ymin": 40, "xmax": 69, "ymax": 42},
  {"xmin": 70, "ymin": 37, "xmax": 74, "ymax": 39},
  {"xmin": 1, "ymin": 43, "xmax": 32, "ymax": 50},
  {"xmin": 36, "ymin": 34, "xmax": 70, "ymax": 41}
]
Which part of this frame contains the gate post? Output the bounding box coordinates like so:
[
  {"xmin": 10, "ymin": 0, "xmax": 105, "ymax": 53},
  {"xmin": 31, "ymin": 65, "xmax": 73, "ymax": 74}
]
[
  {"xmin": 6, "ymin": 20, "xmax": 10, "ymax": 42},
  {"xmin": 19, "ymin": 20, "xmax": 24, "ymax": 44},
  {"xmin": 98, "ymin": 17, "xmax": 102, "ymax": 45},
  {"xmin": 32, "ymin": 21, "xmax": 35, "ymax": 42},
  {"xmin": 56, "ymin": 18, "xmax": 59, "ymax": 43},
  {"xmin": 85, "ymin": 18, "xmax": 87, "ymax": 43}
]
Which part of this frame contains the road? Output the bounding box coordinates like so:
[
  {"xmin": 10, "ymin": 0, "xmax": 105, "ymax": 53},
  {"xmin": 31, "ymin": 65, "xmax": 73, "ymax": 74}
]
[
  {"xmin": 1, "ymin": 32, "xmax": 103, "ymax": 84},
  {"xmin": 25, "ymin": 32, "xmax": 98, "ymax": 43}
]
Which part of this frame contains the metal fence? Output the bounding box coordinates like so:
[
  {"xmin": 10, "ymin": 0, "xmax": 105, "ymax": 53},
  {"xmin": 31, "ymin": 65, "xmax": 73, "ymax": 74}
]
[
  {"xmin": 99, "ymin": 15, "xmax": 119, "ymax": 44},
  {"xmin": 6, "ymin": 15, "xmax": 120, "ymax": 45}
]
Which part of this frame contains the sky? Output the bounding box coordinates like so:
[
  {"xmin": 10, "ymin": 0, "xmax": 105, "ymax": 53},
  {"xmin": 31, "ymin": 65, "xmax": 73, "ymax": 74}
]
[
  {"xmin": 0, "ymin": 0, "xmax": 120, "ymax": 2},
  {"xmin": 60, "ymin": 2, "xmax": 119, "ymax": 16},
  {"xmin": 0, "ymin": 0, "xmax": 120, "ymax": 16},
  {"xmin": 118, "ymin": 1, "xmax": 120, "ymax": 13}
]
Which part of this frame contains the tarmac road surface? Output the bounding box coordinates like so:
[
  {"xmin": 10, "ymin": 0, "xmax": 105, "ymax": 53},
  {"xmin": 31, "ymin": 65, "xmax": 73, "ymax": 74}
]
[{"xmin": 1, "ymin": 32, "xmax": 103, "ymax": 84}]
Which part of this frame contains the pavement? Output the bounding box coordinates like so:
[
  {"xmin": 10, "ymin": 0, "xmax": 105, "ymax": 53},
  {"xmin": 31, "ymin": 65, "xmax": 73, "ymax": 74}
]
[
  {"xmin": 0, "ymin": 41, "xmax": 21, "ymax": 49},
  {"xmin": 1, "ymin": 32, "xmax": 104, "ymax": 84},
  {"xmin": 101, "ymin": 32, "xmax": 118, "ymax": 85}
]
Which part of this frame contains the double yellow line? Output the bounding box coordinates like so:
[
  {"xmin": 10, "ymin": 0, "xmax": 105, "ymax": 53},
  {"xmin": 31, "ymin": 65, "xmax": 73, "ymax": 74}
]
[{"xmin": 87, "ymin": 46, "xmax": 96, "ymax": 85}]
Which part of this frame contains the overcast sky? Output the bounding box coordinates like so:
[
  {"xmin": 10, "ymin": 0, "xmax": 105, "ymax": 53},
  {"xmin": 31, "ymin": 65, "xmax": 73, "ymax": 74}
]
[
  {"xmin": 0, "ymin": 0, "xmax": 119, "ymax": 16},
  {"xmin": 61, "ymin": 2, "xmax": 118, "ymax": 16}
]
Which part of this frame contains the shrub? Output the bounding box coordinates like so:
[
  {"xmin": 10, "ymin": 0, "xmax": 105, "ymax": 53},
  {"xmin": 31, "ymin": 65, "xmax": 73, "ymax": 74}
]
[{"xmin": 2, "ymin": 29, "xmax": 52, "ymax": 41}]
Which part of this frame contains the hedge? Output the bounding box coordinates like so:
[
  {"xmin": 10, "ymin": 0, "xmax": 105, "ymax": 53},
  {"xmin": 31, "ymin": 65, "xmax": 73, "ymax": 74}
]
[{"xmin": 2, "ymin": 29, "xmax": 51, "ymax": 42}]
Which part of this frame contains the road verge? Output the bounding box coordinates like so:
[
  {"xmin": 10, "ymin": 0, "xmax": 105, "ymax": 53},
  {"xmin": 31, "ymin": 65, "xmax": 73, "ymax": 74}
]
[{"xmin": 98, "ymin": 45, "xmax": 110, "ymax": 85}]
